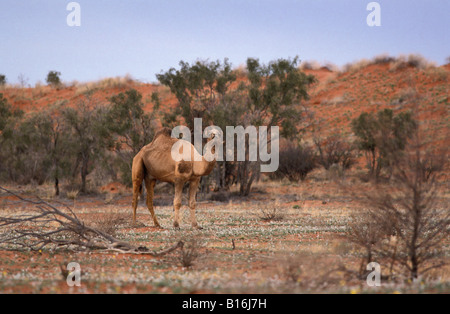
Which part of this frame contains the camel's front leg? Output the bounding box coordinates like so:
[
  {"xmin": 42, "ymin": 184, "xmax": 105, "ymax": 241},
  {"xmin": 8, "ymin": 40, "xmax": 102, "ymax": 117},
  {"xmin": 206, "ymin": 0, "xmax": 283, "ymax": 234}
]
[
  {"xmin": 173, "ymin": 181, "xmax": 183, "ymax": 229},
  {"xmin": 189, "ymin": 178, "xmax": 202, "ymax": 229}
]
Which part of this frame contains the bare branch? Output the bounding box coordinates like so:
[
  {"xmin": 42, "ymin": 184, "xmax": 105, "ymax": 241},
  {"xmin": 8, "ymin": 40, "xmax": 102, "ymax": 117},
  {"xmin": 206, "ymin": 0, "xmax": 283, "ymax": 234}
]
[{"xmin": 0, "ymin": 187, "xmax": 183, "ymax": 256}]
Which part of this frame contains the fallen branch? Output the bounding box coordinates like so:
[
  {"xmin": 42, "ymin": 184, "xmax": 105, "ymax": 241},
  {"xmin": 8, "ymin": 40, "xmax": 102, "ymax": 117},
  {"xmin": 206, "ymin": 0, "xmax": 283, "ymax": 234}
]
[{"xmin": 0, "ymin": 187, "xmax": 183, "ymax": 255}]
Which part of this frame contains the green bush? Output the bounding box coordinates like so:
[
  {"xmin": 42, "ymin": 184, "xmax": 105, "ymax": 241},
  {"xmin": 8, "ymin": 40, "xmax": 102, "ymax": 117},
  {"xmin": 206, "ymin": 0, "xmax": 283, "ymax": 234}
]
[{"xmin": 351, "ymin": 109, "xmax": 417, "ymax": 179}]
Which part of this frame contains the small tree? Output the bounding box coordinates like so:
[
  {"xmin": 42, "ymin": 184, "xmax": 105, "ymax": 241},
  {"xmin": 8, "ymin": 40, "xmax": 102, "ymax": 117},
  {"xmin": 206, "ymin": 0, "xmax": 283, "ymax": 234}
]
[
  {"xmin": 46, "ymin": 71, "xmax": 62, "ymax": 88},
  {"xmin": 62, "ymin": 94, "xmax": 106, "ymax": 193},
  {"xmin": 156, "ymin": 59, "xmax": 236, "ymax": 132},
  {"xmin": 156, "ymin": 59, "xmax": 239, "ymax": 193},
  {"xmin": 352, "ymin": 109, "xmax": 417, "ymax": 180},
  {"xmin": 17, "ymin": 105, "xmax": 74, "ymax": 195},
  {"xmin": 156, "ymin": 57, "xmax": 316, "ymax": 195},
  {"xmin": 104, "ymin": 89, "xmax": 158, "ymax": 186},
  {"xmin": 349, "ymin": 129, "xmax": 449, "ymax": 280},
  {"xmin": 236, "ymin": 57, "xmax": 316, "ymax": 194}
]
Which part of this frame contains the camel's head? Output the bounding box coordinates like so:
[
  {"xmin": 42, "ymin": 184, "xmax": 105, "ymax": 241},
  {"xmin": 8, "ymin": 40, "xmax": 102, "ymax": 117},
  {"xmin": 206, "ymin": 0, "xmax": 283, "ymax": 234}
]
[{"xmin": 204, "ymin": 127, "xmax": 223, "ymax": 161}]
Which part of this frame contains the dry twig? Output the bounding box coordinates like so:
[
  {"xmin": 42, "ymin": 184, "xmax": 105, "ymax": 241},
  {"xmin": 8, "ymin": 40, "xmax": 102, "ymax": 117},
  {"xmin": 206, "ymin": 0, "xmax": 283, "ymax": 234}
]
[{"xmin": 0, "ymin": 187, "xmax": 183, "ymax": 255}]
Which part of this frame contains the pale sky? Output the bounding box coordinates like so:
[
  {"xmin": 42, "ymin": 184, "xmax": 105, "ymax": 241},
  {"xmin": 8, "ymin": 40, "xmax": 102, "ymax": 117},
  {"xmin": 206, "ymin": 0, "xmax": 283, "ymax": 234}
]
[{"xmin": 1, "ymin": 0, "xmax": 449, "ymax": 84}]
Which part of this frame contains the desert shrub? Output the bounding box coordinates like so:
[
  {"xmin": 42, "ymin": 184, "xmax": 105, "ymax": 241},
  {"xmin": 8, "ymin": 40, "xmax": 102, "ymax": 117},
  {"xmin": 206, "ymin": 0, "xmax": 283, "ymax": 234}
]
[
  {"xmin": 341, "ymin": 55, "xmax": 436, "ymax": 74},
  {"xmin": 341, "ymin": 59, "xmax": 371, "ymax": 73},
  {"xmin": 98, "ymin": 75, "xmax": 135, "ymax": 89},
  {"xmin": 300, "ymin": 60, "xmax": 338, "ymax": 72},
  {"xmin": 66, "ymin": 190, "xmax": 79, "ymax": 200},
  {"xmin": 276, "ymin": 142, "xmax": 317, "ymax": 182},
  {"xmin": 259, "ymin": 205, "xmax": 286, "ymax": 222},
  {"xmin": 178, "ymin": 237, "xmax": 203, "ymax": 268},
  {"xmin": 347, "ymin": 212, "xmax": 391, "ymax": 277},
  {"xmin": 46, "ymin": 71, "xmax": 62, "ymax": 88},
  {"xmin": 372, "ymin": 54, "xmax": 396, "ymax": 65},
  {"xmin": 0, "ymin": 75, "xmax": 6, "ymax": 87},
  {"xmin": 341, "ymin": 55, "xmax": 396, "ymax": 73},
  {"xmin": 314, "ymin": 135, "xmax": 356, "ymax": 171},
  {"xmin": 86, "ymin": 212, "xmax": 128, "ymax": 237},
  {"xmin": 300, "ymin": 60, "xmax": 321, "ymax": 71},
  {"xmin": 347, "ymin": 130, "xmax": 449, "ymax": 280},
  {"xmin": 389, "ymin": 54, "xmax": 436, "ymax": 71}
]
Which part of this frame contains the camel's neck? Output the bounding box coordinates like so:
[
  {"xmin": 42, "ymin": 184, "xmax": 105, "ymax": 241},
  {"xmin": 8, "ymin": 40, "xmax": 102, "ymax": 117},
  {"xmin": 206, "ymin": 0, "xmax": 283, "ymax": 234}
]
[
  {"xmin": 190, "ymin": 136, "xmax": 218, "ymax": 176},
  {"xmin": 194, "ymin": 156, "xmax": 216, "ymax": 177}
]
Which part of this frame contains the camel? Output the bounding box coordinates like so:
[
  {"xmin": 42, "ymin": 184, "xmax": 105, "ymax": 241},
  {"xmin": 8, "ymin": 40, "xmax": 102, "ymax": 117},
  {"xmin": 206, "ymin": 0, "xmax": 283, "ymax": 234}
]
[{"xmin": 131, "ymin": 127, "xmax": 218, "ymax": 229}]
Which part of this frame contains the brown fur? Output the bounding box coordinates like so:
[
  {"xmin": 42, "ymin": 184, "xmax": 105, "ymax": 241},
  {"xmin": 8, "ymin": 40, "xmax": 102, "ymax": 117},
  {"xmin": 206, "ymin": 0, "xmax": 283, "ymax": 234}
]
[
  {"xmin": 131, "ymin": 127, "xmax": 218, "ymax": 229},
  {"xmin": 177, "ymin": 162, "xmax": 192, "ymax": 174}
]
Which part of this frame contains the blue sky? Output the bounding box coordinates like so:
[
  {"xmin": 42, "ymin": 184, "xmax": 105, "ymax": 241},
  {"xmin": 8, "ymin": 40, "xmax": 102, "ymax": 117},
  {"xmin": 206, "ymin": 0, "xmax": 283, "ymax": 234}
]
[{"xmin": 0, "ymin": 0, "xmax": 449, "ymax": 84}]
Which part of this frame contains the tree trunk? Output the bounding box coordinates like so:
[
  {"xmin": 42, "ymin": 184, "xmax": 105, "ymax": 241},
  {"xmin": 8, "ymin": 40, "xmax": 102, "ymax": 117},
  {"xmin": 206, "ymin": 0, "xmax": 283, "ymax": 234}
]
[
  {"xmin": 80, "ymin": 157, "xmax": 89, "ymax": 193},
  {"xmin": 54, "ymin": 177, "xmax": 60, "ymax": 196}
]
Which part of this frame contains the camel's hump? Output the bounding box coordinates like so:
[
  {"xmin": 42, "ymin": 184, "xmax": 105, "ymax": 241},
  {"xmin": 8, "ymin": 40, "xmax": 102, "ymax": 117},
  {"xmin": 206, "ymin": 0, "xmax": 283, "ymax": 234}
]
[{"xmin": 153, "ymin": 127, "xmax": 172, "ymax": 140}]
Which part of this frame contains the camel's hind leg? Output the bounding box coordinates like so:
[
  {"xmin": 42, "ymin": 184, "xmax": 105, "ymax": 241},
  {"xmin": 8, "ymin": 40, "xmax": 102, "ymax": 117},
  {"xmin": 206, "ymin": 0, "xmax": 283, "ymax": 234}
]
[
  {"xmin": 132, "ymin": 154, "xmax": 145, "ymax": 226},
  {"xmin": 145, "ymin": 178, "xmax": 161, "ymax": 228},
  {"xmin": 173, "ymin": 181, "xmax": 184, "ymax": 229}
]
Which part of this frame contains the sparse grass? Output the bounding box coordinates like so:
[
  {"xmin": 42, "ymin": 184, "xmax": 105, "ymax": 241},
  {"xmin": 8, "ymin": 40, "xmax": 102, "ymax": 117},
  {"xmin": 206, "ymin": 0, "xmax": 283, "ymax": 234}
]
[
  {"xmin": 389, "ymin": 54, "xmax": 436, "ymax": 72},
  {"xmin": 341, "ymin": 54, "xmax": 437, "ymax": 74},
  {"xmin": 427, "ymin": 67, "xmax": 449, "ymax": 83},
  {"xmin": 259, "ymin": 203, "xmax": 286, "ymax": 222},
  {"xmin": 74, "ymin": 75, "xmax": 136, "ymax": 95},
  {"xmin": 66, "ymin": 190, "xmax": 79, "ymax": 200}
]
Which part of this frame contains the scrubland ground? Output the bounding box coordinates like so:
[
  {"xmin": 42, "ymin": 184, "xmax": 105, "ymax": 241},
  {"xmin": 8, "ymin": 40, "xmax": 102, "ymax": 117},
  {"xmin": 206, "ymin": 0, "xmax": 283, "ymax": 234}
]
[
  {"xmin": 0, "ymin": 57, "xmax": 448, "ymax": 293},
  {"xmin": 0, "ymin": 169, "xmax": 448, "ymax": 294}
]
